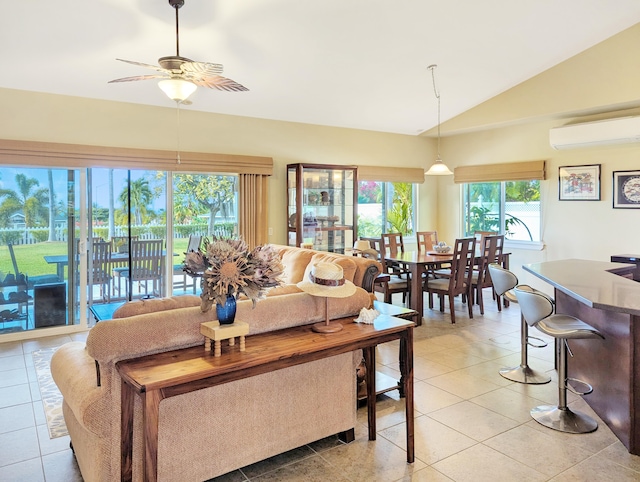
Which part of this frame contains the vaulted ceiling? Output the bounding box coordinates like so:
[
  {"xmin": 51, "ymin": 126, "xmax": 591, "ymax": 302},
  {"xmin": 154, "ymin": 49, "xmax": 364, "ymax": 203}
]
[{"xmin": 3, "ymin": 1, "xmax": 640, "ymax": 135}]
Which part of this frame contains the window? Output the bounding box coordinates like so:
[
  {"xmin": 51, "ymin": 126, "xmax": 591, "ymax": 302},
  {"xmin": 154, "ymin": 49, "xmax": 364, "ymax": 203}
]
[
  {"xmin": 357, "ymin": 181, "xmax": 416, "ymax": 238},
  {"xmin": 462, "ymin": 180, "xmax": 541, "ymax": 242}
]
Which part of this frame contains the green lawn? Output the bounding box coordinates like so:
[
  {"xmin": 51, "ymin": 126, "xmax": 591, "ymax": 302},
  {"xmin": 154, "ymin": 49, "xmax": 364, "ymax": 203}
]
[{"xmin": 0, "ymin": 240, "xmax": 191, "ymax": 280}]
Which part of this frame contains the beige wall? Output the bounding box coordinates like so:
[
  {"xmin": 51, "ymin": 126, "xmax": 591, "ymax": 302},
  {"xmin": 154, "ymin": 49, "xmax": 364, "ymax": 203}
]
[
  {"xmin": 0, "ymin": 88, "xmax": 438, "ymax": 246},
  {"xmin": 437, "ymin": 119, "xmax": 640, "ymax": 291},
  {"xmin": 3, "ymin": 21, "xmax": 640, "ymax": 293},
  {"xmin": 435, "ymin": 22, "xmax": 640, "ymax": 290}
]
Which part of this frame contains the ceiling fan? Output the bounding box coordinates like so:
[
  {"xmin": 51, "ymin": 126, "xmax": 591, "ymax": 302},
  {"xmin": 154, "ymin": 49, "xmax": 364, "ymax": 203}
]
[{"xmin": 108, "ymin": 0, "xmax": 248, "ymax": 104}]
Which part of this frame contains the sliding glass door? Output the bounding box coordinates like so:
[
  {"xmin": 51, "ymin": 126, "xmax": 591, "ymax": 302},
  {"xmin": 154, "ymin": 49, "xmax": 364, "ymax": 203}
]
[
  {"xmin": 89, "ymin": 168, "xmax": 167, "ymax": 305},
  {"xmin": 0, "ymin": 164, "xmax": 239, "ymax": 338},
  {"xmin": 0, "ymin": 166, "xmax": 80, "ymax": 334},
  {"xmin": 170, "ymin": 173, "xmax": 238, "ymax": 296}
]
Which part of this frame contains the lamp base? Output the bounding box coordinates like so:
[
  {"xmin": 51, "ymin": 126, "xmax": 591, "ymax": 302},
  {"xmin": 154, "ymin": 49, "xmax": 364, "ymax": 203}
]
[{"xmin": 312, "ymin": 321, "xmax": 343, "ymax": 333}]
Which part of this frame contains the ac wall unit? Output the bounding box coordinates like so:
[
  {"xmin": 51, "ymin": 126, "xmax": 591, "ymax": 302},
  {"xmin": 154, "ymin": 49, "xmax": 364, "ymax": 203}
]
[{"xmin": 549, "ymin": 116, "xmax": 640, "ymax": 150}]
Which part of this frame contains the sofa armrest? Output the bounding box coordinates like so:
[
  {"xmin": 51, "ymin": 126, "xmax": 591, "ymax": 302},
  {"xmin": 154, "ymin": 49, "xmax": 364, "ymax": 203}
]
[{"xmin": 50, "ymin": 342, "xmax": 109, "ymax": 437}]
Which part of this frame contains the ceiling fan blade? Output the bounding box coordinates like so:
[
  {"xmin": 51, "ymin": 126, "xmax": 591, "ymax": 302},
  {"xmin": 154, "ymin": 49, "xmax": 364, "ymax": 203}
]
[
  {"xmin": 194, "ymin": 75, "xmax": 249, "ymax": 92},
  {"xmin": 115, "ymin": 58, "xmax": 170, "ymax": 74},
  {"xmin": 108, "ymin": 74, "xmax": 169, "ymax": 83},
  {"xmin": 181, "ymin": 61, "xmax": 224, "ymax": 77}
]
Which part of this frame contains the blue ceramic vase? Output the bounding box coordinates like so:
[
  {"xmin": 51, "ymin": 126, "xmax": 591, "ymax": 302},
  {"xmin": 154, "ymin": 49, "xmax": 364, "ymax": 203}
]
[{"xmin": 216, "ymin": 294, "xmax": 237, "ymax": 325}]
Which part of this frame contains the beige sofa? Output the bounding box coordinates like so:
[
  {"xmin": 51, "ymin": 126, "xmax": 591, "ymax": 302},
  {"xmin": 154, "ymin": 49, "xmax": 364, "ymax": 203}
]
[{"xmin": 51, "ymin": 246, "xmax": 381, "ymax": 482}]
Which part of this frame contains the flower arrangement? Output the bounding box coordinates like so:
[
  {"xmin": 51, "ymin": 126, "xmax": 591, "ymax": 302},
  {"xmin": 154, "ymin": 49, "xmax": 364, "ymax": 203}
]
[{"xmin": 183, "ymin": 237, "xmax": 285, "ymax": 312}]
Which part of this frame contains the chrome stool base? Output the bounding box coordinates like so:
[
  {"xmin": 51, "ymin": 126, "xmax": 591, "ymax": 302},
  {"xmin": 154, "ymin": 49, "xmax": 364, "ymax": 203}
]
[
  {"xmin": 500, "ymin": 365, "xmax": 551, "ymax": 384},
  {"xmin": 530, "ymin": 405, "xmax": 598, "ymax": 434}
]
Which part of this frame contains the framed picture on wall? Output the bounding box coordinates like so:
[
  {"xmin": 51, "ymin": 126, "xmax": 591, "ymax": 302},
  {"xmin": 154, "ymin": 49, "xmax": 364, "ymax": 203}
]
[
  {"xmin": 558, "ymin": 164, "xmax": 601, "ymax": 201},
  {"xmin": 613, "ymin": 170, "xmax": 640, "ymax": 208}
]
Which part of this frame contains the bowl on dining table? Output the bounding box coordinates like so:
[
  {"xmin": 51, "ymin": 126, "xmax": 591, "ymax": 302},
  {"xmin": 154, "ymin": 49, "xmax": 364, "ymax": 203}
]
[{"xmin": 433, "ymin": 245, "xmax": 451, "ymax": 254}]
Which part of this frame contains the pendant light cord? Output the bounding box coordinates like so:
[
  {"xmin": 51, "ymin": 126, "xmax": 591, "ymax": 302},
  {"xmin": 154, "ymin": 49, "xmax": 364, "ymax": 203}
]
[
  {"xmin": 428, "ymin": 64, "xmax": 441, "ymax": 159},
  {"xmin": 176, "ymin": 102, "xmax": 181, "ymax": 164}
]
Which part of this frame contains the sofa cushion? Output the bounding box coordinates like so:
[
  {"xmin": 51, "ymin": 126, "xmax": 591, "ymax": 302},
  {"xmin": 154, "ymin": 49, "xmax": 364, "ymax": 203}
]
[
  {"xmin": 112, "ymin": 295, "xmax": 200, "ymax": 318},
  {"xmin": 279, "ymin": 248, "xmax": 315, "ymax": 284},
  {"xmin": 302, "ymin": 253, "xmax": 357, "ymax": 285}
]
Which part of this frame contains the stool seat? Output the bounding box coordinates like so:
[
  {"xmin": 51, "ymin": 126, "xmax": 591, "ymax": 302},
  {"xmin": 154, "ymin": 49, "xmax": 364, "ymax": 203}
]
[
  {"xmin": 515, "ymin": 285, "xmax": 604, "ymax": 434},
  {"xmin": 537, "ymin": 315, "xmax": 604, "ymax": 339}
]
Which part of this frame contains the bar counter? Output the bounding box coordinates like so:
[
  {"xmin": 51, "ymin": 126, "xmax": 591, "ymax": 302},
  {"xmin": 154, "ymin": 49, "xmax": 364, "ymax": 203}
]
[{"xmin": 523, "ymin": 259, "xmax": 640, "ymax": 454}]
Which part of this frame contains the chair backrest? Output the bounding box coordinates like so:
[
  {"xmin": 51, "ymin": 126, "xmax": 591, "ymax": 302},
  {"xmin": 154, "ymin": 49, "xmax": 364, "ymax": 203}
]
[
  {"xmin": 476, "ymin": 234, "xmax": 505, "ymax": 285},
  {"xmin": 474, "ymin": 230, "xmax": 498, "ymax": 244},
  {"xmin": 449, "ymin": 237, "xmax": 476, "ymax": 292},
  {"xmin": 187, "ymin": 235, "xmax": 202, "ymax": 252},
  {"xmin": 111, "ymin": 236, "xmax": 139, "ymax": 253},
  {"xmin": 129, "ymin": 239, "xmax": 164, "ymax": 281},
  {"xmin": 381, "ymin": 233, "xmax": 404, "ymax": 254},
  {"xmin": 360, "ymin": 237, "xmax": 383, "ymax": 259},
  {"xmin": 91, "ymin": 241, "xmax": 112, "ymax": 283},
  {"xmin": 488, "ymin": 263, "xmax": 518, "ymax": 297},
  {"xmin": 416, "ymin": 231, "xmax": 438, "ymax": 252},
  {"xmin": 514, "ymin": 286, "xmax": 554, "ymax": 327},
  {"xmin": 7, "ymin": 243, "xmax": 20, "ymax": 277}
]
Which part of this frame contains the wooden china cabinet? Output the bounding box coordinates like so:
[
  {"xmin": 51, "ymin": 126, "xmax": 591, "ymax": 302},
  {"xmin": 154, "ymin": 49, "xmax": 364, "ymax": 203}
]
[{"xmin": 287, "ymin": 164, "xmax": 357, "ymax": 253}]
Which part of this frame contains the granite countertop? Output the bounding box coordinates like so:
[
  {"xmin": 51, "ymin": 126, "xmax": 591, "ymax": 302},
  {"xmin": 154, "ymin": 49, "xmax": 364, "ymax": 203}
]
[{"xmin": 523, "ymin": 259, "xmax": 640, "ymax": 316}]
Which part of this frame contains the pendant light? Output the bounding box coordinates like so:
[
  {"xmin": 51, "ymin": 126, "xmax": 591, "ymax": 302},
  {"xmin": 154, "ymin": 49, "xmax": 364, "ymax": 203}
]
[{"xmin": 425, "ymin": 64, "xmax": 453, "ymax": 176}]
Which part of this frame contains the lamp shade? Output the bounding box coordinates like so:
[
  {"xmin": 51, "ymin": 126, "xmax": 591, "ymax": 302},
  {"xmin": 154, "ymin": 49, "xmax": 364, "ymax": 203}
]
[
  {"xmin": 425, "ymin": 157, "xmax": 453, "ymax": 176},
  {"xmin": 158, "ymin": 78, "xmax": 197, "ymax": 102}
]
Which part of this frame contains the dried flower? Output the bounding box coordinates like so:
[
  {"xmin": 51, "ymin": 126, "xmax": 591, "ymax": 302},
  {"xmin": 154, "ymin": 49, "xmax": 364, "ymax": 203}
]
[{"xmin": 183, "ymin": 237, "xmax": 285, "ymax": 312}]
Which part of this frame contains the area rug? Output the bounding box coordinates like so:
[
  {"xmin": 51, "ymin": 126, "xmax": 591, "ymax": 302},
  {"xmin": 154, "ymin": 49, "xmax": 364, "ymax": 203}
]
[{"xmin": 33, "ymin": 347, "xmax": 69, "ymax": 439}]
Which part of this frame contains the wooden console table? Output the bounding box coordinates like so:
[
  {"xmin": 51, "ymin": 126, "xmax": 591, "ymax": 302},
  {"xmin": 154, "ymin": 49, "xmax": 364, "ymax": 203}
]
[{"xmin": 117, "ymin": 314, "xmax": 415, "ymax": 482}]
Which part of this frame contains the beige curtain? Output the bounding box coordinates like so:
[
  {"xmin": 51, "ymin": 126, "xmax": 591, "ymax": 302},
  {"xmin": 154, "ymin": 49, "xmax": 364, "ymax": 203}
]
[
  {"xmin": 238, "ymin": 174, "xmax": 269, "ymax": 247},
  {"xmin": 358, "ymin": 165, "xmax": 426, "ymax": 184},
  {"xmin": 453, "ymin": 160, "xmax": 546, "ymax": 184}
]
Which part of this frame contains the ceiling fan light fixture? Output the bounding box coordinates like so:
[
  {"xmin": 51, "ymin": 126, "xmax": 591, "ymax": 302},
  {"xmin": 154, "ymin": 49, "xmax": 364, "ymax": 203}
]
[{"xmin": 158, "ymin": 78, "xmax": 197, "ymax": 103}]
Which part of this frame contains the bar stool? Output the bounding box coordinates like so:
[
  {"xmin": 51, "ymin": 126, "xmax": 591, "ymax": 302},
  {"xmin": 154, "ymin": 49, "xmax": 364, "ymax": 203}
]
[
  {"xmin": 514, "ymin": 285, "xmax": 604, "ymax": 434},
  {"xmin": 488, "ymin": 264, "xmax": 550, "ymax": 384}
]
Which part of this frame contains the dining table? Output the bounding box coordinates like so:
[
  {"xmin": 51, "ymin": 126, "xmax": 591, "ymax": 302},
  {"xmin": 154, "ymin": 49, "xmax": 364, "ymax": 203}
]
[{"xmin": 383, "ymin": 249, "xmax": 511, "ymax": 323}]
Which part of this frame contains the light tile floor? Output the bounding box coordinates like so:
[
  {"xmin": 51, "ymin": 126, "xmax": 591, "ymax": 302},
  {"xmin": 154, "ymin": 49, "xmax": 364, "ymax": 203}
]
[{"xmin": 1, "ymin": 292, "xmax": 639, "ymax": 481}]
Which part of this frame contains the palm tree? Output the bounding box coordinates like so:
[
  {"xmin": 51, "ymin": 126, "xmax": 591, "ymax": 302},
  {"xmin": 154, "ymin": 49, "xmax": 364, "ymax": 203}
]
[
  {"xmin": 108, "ymin": 170, "xmax": 115, "ymax": 239},
  {"xmin": 47, "ymin": 169, "xmax": 56, "ymax": 241},
  {"xmin": 0, "ymin": 173, "xmax": 49, "ymax": 228},
  {"xmin": 118, "ymin": 178, "xmax": 153, "ymax": 225}
]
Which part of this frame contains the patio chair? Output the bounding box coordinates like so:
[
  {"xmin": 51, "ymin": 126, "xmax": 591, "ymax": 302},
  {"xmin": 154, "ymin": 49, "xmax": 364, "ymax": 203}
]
[
  {"xmin": 89, "ymin": 241, "xmax": 113, "ymax": 302},
  {"xmin": 7, "ymin": 243, "xmax": 61, "ymax": 289},
  {"xmin": 173, "ymin": 235, "xmax": 202, "ymax": 293},
  {"xmin": 114, "ymin": 239, "xmax": 164, "ymax": 299}
]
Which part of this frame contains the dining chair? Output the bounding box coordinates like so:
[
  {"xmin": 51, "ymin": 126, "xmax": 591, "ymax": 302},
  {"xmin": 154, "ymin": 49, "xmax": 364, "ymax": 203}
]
[
  {"xmin": 115, "ymin": 239, "xmax": 165, "ymax": 299},
  {"xmin": 416, "ymin": 231, "xmax": 438, "ymax": 252},
  {"xmin": 361, "ymin": 236, "xmax": 410, "ymax": 305},
  {"xmin": 471, "ymin": 234, "xmax": 504, "ymax": 314},
  {"xmin": 381, "ymin": 232, "xmax": 410, "ymax": 279},
  {"xmin": 423, "ymin": 237, "xmax": 476, "ymax": 324}
]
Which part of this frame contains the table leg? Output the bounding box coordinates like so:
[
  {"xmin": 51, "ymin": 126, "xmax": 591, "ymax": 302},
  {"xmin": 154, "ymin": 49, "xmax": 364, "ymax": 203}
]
[
  {"xmin": 402, "ymin": 327, "xmax": 415, "ymax": 463},
  {"xmin": 142, "ymin": 389, "xmax": 164, "ymax": 482},
  {"xmin": 408, "ymin": 264, "xmax": 424, "ymax": 324},
  {"xmin": 120, "ymin": 379, "xmax": 134, "ymax": 482},
  {"xmin": 398, "ymin": 337, "xmax": 406, "ymax": 398},
  {"xmin": 363, "ymin": 346, "xmax": 377, "ymax": 440}
]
